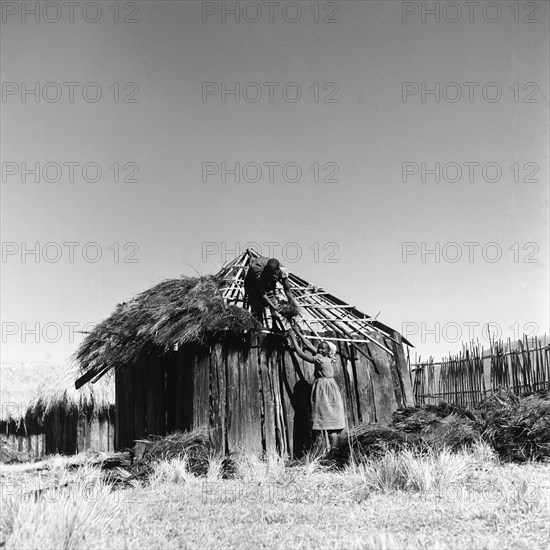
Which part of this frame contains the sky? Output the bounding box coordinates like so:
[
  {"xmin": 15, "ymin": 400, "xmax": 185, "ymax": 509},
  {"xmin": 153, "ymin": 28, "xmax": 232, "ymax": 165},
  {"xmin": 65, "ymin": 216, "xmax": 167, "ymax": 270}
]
[{"xmin": 1, "ymin": 0, "xmax": 549, "ymax": 364}]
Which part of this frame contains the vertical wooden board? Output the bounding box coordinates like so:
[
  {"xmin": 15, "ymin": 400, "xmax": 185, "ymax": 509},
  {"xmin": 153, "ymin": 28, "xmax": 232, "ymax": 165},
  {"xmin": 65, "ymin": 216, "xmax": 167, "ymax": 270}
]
[
  {"xmin": 258, "ymin": 342, "xmax": 276, "ymax": 455},
  {"xmin": 119, "ymin": 367, "xmax": 130, "ymax": 448},
  {"xmin": 98, "ymin": 419, "xmax": 106, "ymax": 451},
  {"xmin": 390, "ymin": 332, "xmax": 414, "ymax": 407},
  {"xmin": 165, "ymin": 353, "xmax": 178, "ymax": 433},
  {"xmin": 225, "ymin": 343, "xmax": 242, "ymax": 453},
  {"xmin": 269, "ymin": 343, "xmax": 287, "ymax": 457},
  {"xmin": 44, "ymin": 411, "xmax": 54, "ymax": 454},
  {"xmin": 387, "ymin": 352, "xmax": 404, "ymax": 408},
  {"xmin": 283, "ymin": 348, "xmax": 312, "ymax": 458},
  {"xmin": 85, "ymin": 415, "xmax": 92, "ymax": 452},
  {"xmin": 240, "ymin": 338, "xmax": 263, "ymax": 453},
  {"xmin": 67, "ymin": 410, "xmax": 78, "ymax": 454},
  {"xmin": 145, "ymin": 357, "xmax": 157, "ymax": 436},
  {"xmin": 132, "ymin": 361, "xmax": 145, "ymax": 441},
  {"xmin": 115, "ymin": 368, "xmax": 124, "ymax": 450},
  {"xmin": 367, "ymin": 337, "xmax": 398, "ymax": 425},
  {"xmin": 352, "ymin": 345, "xmax": 376, "ymax": 424},
  {"xmin": 53, "ymin": 410, "xmax": 62, "ymax": 454},
  {"xmin": 146, "ymin": 356, "xmax": 165, "ymax": 437},
  {"xmin": 77, "ymin": 415, "xmax": 86, "ymax": 453},
  {"xmin": 175, "ymin": 350, "xmax": 185, "ymax": 432},
  {"xmin": 122, "ymin": 365, "xmax": 135, "ymax": 448},
  {"xmin": 331, "ymin": 345, "xmax": 354, "ymax": 430},
  {"xmin": 175, "ymin": 347, "xmax": 195, "ymax": 432},
  {"xmin": 192, "ymin": 346, "xmax": 210, "ymax": 430},
  {"xmin": 89, "ymin": 419, "xmax": 100, "ymax": 451},
  {"xmin": 108, "ymin": 418, "xmax": 114, "ymax": 452},
  {"xmin": 209, "ymin": 342, "xmax": 225, "ymax": 453},
  {"xmin": 277, "ymin": 348, "xmax": 294, "ymax": 457}
]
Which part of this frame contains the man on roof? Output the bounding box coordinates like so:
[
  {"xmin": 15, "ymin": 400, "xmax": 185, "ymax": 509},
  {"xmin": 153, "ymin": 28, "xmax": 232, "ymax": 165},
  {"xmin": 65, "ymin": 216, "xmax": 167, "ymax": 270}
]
[{"xmin": 244, "ymin": 256, "xmax": 297, "ymax": 328}]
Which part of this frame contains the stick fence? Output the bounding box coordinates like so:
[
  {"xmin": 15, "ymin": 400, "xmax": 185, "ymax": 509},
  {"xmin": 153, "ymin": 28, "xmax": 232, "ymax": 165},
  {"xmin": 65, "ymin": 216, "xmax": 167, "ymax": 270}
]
[{"xmin": 411, "ymin": 335, "xmax": 550, "ymax": 408}]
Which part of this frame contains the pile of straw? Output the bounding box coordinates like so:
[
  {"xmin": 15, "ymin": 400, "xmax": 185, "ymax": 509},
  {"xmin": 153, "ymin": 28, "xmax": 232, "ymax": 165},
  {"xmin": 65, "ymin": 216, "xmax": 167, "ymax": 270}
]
[
  {"xmin": 481, "ymin": 389, "xmax": 550, "ymax": 462},
  {"xmin": 331, "ymin": 404, "xmax": 482, "ymax": 466},
  {"xmin": 133, "ymin": 430, "xmax": 235, "ymax": 478},
  {"xmin": 332, "ymin": 391, "xmax": 550, "ymax": 465},
  {"xmin": 330, "ymin": 425, "xmax": 410, "ymax": 465}
]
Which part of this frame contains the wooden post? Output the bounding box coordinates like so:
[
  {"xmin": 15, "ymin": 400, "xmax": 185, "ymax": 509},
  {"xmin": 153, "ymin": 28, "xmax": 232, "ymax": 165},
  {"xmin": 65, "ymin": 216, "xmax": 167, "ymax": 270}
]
[
  {"xmin": 225, "ymin": 340, "xmax": 242, "ymax": 453},
  {"xmin": 390, "ymin": 331, "xmax": 414, "ymax": 407},
  {"xmin": 351, "ymin": 344, "xmax": 376, "ymax": 423},
  {"xmin": 192, "ymin": 346, "xmax": 211, "ymax": 431},
  {"xmin": 366, "ymin": 334, "xmax": 397, "ymax": 425},
  {"xmin": 241, "ymin": 334, "xmax": 263, "ymax": 453},
  {"xmin": 209, "ymin": 341, "xmax": 226, "ymax": 454},
  {"xmin": 258, "ymin": 337, "xmax": 277, "ymax": 455}
]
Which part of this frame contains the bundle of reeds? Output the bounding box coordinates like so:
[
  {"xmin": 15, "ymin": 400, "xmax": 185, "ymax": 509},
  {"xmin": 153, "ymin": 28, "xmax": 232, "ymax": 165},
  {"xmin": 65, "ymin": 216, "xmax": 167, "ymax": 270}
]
[
  {"xmin": 419, "ymin": 415, "xmax": 481, "ymax": 451},
  {"xmin": 330, "ymin": 425, "xmax": 410, "ymax": 466},
  {"xmin": 132, "ymin": 429, "xmax": 235, "ymax": 478},
  {"xmin": 480, "ymin": 390, "xmax": 550, "ymax": 462},
  {"xmin": 277, "ymin": 301, "xmax": 300, "ymax": 320},
  {"xmin": 331, "ymin": 403, "xmax": 482, "ymax": 466}
]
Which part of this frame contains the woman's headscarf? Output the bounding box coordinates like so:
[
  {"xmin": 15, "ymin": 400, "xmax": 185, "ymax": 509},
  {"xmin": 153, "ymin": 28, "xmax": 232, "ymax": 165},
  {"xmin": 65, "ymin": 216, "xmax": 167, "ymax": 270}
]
[{"xmin": 327, "ymin": 342, "xmax": 337, "ymax": 362}]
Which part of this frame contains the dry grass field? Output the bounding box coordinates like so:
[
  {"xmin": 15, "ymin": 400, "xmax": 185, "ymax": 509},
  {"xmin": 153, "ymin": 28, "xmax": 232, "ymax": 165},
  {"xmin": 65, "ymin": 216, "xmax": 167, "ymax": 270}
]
[{"xmin": 1, "ymin": 444, "xmax": 549, "ymax": 550}]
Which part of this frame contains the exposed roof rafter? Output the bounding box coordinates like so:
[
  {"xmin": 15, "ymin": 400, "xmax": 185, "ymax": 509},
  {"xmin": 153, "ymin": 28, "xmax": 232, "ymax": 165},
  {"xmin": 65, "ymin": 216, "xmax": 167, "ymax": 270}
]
[{"xmin": 216, "ymin": 248, "xmax": 412, "ymax": 350}]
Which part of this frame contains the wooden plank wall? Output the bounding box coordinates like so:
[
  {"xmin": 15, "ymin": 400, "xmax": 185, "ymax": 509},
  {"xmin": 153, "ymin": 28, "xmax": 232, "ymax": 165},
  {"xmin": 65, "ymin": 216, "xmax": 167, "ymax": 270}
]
[
  {"xmin": 114, "ymin": 333, "xmax": 409, "ymax": 457},
  {"xmin": 76, "ymin": 415, "xmax": 114, "ymax": 453},
  {"xmin": 6, "ymin": 434, "xmax": 45, "ymax": 459}
]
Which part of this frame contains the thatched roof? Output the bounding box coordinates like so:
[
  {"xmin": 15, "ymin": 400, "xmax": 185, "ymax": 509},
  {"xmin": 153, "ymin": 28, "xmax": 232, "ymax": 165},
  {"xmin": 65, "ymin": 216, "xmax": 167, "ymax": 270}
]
[
  {"xmin": 0, "ymin": 362, "xmax": 114, "ymax": 426},
  {"xmin": 29, "ymin": 363, "xmax": 114, "ymax": 421},
  {"xmin": 75, "ymin": 250, "xmax": 410, "ymax": 388},
  {"xmin": 0, "ymin": 362, "xmax": 59, "ymax": 422},
  {"xmin": 75, "ymin": 275, "xmax": 261, "ymax": 383}
]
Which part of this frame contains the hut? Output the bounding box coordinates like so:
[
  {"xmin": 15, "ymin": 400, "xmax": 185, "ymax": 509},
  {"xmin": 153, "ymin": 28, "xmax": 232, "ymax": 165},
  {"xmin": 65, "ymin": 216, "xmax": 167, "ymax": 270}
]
[
  {"xmin": 75, "ymin": 249, "xmax": 414, "ymax": 457},
  {"xmin": 0, "ymin": 362, "xmax": 114, "ymax": 458}
]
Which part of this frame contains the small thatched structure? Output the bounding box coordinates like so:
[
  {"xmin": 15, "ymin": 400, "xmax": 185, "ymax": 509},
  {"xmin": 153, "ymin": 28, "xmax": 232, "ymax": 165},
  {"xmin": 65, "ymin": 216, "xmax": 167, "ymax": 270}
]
[
  {"xmin": 76, "ymin": 249, "xmax": 414, "ymax": 457},
  {"xmin": 0, "ymin": 362, "xmax": 114, "ymax": 458}
]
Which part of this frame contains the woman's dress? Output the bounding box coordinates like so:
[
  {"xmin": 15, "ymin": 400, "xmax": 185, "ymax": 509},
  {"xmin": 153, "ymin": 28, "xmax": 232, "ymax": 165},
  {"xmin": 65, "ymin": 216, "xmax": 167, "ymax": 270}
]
[{"xmin": 310, "ymin": 354, "xmax": 345, "ymax": 431}]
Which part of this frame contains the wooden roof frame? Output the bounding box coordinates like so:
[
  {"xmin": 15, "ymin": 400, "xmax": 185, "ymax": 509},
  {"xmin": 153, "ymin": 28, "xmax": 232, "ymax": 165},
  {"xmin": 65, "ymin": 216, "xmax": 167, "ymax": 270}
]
[{"xmin": 216, "ymin": 248, "xmax": 413, "ymax": 354}]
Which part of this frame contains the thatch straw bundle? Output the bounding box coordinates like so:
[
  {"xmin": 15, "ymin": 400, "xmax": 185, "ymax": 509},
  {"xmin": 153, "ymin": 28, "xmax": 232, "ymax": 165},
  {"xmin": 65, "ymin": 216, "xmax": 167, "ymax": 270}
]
[
  {"xmin": 332, "ymin": 391, "xmax": 550, "ymax": 466},
  {"xmin": 76, "ymin": 276, "xmax": 261, "ymax": 376},
  {"xmin": 331, "ymin": 404, "xmax": 482, "ymax": 466},
  {"xmin": 480, "ymin": 389, "xmax": 550, "ymax": 462},
  {"xmin": 133, "ymin": 430, "xmax": 235, "ymax": 478},
  {"xmin": 330, "ymin": 425, "xmax": 409, "ymax": 465}
]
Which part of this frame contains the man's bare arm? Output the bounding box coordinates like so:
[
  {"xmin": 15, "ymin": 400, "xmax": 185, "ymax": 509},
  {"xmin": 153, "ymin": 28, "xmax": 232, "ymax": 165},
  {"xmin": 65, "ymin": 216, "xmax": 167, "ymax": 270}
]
[{"xmin": 281, "ymin": 278, "xmax": 297, "ymax": 307}]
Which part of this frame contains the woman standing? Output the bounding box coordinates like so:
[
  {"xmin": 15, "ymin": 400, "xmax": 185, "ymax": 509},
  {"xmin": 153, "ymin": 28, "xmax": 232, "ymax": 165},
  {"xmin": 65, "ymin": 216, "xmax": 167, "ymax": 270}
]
[{"xmin": 287, "ymin": 328, "xmax": 346, "ymax": 449}]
